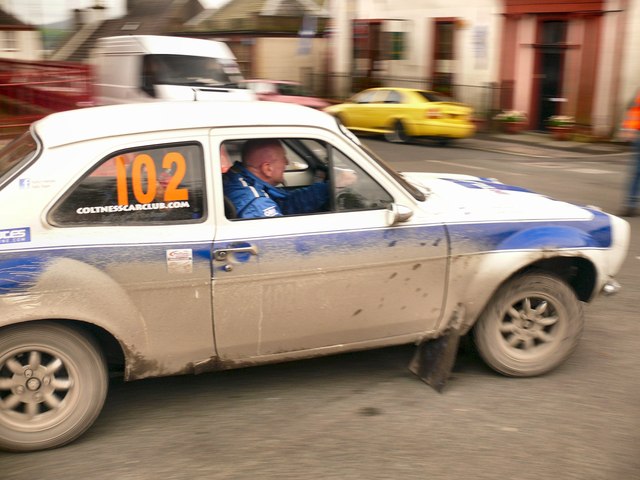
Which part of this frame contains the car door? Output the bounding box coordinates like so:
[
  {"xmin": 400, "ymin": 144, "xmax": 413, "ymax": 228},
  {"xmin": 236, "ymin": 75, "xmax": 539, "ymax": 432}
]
[
  {"xmin": 356, "ymin": 89, "xmax": 390, "ymax": 130},
  {"xmin": 210, "ymin": 128, "xmax": 448, "ymax": 361},
  {"xmin": 369, "ymin": 89, "xmax": 404, "ymax": 131},
  {"xmin": 342, "ymin": 89, "xmax": 378, "ymax": 130},
  {"xmin": 46, "ymin": 138, "xmax": 217, "ymax": 376}
]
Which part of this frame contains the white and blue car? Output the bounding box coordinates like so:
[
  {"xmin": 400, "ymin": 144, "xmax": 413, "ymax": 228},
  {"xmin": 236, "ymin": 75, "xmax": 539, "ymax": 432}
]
[{"xmin": 0, "ymin": 101, "xmax": 630, "ymax": 452}]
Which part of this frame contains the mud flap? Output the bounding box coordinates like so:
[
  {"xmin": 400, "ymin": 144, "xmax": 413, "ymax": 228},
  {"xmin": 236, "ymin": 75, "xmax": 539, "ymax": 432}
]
[{"xmin": 409, "ymin": 330, "xmax": 461, "ymax": 393}]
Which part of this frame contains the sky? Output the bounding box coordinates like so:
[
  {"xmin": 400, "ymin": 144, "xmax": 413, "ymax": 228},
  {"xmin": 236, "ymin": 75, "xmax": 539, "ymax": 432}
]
[{"xmin": 1, "ymin": 0, "xmax": 227, "ymax": 25}]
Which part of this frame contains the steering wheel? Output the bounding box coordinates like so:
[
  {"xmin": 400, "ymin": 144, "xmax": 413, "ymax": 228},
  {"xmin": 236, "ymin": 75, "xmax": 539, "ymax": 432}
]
[{"xmin": 336, "ymin": 188, "xmax": 367, "ymax": 210}]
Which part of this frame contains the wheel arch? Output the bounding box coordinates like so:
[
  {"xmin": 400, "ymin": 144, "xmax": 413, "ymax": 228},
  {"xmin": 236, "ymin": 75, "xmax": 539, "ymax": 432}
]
[
  {"xmin": 387, "ymin": 115, "xmax": 411, "ymax": 133},
  {"xmin": 452, "ymin": 253, "xmax": 597, "ymax": 336},
  {"xmin": 512, "ymin": 256, "xmax": 596, "ymax": 302},
  {"xmin": 0, "ymin": 318, "xmax": 126, "ymax": 375}
]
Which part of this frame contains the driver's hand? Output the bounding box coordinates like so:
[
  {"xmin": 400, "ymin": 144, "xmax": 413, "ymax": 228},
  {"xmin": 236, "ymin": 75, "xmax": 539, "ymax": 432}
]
[{"xmin": 335, "ymin": 167, "xmax": 357, "ymax": 188}]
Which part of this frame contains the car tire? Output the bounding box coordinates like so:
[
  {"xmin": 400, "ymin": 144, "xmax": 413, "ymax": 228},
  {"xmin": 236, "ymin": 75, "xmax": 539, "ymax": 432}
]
[
  {"xmin": 0, "ymin": 322, "xmax": 108, "ymax": 452},
  {"xmin": 473, "ymin": 272, "xmax": 584, "ymax": 377},
  {"xmin": 385, "ymin": 120, "xmax": 409, "ymax": 143}
]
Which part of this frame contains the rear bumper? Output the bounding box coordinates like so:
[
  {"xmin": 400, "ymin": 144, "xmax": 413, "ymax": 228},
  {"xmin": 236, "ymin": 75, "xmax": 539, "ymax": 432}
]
[{"xmin": 409, "ymin": 121, "xmax": 476, "ymax": 138}]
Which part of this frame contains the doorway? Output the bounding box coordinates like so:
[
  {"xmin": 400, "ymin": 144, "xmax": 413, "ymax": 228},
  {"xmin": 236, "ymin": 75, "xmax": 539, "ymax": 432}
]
[
  {"xmin": 535, "ymin": 20, "xmax": 568, "ymax": 130},
  {"xmin": 431, "ymin": 19, "xmax": 455, "ymax": 96}
]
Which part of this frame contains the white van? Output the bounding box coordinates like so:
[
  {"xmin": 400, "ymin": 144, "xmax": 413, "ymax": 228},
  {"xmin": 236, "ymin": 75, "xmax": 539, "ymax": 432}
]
[{"xmin": 90, "ymin": 35, "xmax": 255, "ymax": 104}]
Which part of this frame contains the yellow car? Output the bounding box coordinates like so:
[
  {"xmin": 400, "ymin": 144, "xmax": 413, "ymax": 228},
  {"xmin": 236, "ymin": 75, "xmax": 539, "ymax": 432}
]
[{"xmin": 324, "ymin": 87, "xmax": 475, "ymax": 145}]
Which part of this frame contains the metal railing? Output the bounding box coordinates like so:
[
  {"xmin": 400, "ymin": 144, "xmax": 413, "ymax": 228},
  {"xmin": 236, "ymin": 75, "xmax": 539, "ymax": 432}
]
[{"xmin": 0, "ymin": 59, "xmax": 94, "ymax": 138}]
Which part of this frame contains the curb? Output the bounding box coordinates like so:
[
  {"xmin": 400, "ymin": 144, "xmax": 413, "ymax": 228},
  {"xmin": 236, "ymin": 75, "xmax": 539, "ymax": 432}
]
[{"xmin": 460, "ymin": 133, "xmax": 631, "ymax": 159}]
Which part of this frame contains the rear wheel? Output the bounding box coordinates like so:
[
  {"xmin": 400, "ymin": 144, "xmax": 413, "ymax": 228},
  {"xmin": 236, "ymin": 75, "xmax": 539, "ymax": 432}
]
[
  {"xmin": 473, "ymin": 272, "xmax": 583, "ymax": 377},
  {"xmin": 0, "ymin": 322, "xmax": 108, "ymax": 452},
  {"xmin": 385, "ymin": 120, "xmax": 409, "ymax": 143}
]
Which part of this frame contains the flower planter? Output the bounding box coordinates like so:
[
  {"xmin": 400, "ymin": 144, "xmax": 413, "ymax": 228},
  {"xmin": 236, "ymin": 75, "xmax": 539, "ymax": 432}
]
[
  {"xmin": 501, "ymin": 121, "xmax": 526, "ymax": 134},
  {"xmin": 548, "ymin": 126, "xmax": 573, "ymax": 141},
  {"xmin": 472, "ymin": 117, "xmax": 488, "ymax": 133}
]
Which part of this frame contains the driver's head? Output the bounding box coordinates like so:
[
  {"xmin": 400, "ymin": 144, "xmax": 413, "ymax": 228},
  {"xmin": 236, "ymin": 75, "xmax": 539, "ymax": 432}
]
[{"xmin": 242, "ymin": 139, "xmax": 289, "ymax": 186}]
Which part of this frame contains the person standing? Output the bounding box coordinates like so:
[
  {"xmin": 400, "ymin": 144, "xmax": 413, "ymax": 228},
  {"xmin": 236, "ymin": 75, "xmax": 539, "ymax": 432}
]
[{"xmin": 620, "ymin": 89, "xmax": 640, "ymax": 217}]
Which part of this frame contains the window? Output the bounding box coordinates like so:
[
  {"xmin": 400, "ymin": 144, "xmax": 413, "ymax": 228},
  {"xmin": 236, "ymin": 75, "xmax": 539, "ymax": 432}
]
[
  {"xmin": 140, "ymin": 54, "xmax": 243, "ymax": 88},
  {"xmin": 354, "ymin": 90, "xmax": 377, "ymax": 104},
  {"xmin": 0, "ymin": 131, "xmax": 38, "ymax": 187},
  {"xmin": 415, "ymin": 90, "xmax": 452, "ymax": 103},
  {"xmin": 50, "ymin": 143, "xmax": 206, "ymax": 226},
  {"xmin": 330, "ymin": 146, "xmax": 393, "ymax": 212},
  {"xmin": 0, "ymin": 31, "xmax": 17, "ymax": 51},
  {"xmin": 221, "ymin": 138, "xmax": 393, "ymax": 220},
  {"xmin": 384, "ymin": 90, "xmax": 403, "ymax": 104},
  {"xmin": 382, "ymin": 31, "xmax": 406, "ymax": 60}
]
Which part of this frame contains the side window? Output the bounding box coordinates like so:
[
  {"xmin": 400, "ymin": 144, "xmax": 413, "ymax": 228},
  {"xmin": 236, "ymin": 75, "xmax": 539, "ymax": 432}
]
[
  {"xmin": 220, "ymin": 136, "xmax": 392, "ymax": 220},
  {"xmin": 354, "ymin": 91, "xmax": 376, "ymax": 104},
  {"xmin": 50, "ymin": 143, "xmax": 206, "ymax": 226},
  {"xmin": 221, "ymin": 139, "xmax": 311, "ymax": 175},
  {"xmin": 330, "ymin": 147, "xmax": 393, "ymax": 212},
  {"xmin": 385, "ymin": 90, "xmax": 402, "ymax": 104}
]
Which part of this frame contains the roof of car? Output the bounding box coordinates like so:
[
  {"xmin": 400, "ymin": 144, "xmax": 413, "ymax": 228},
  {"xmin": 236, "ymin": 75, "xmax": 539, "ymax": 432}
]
[{"xmin": 33, "ymin": 100, "xmax": 338, "ymax": 148}]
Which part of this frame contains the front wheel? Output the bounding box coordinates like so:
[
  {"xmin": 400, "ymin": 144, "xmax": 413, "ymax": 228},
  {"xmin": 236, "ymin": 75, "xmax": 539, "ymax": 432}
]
[
  {"xmin": 0, "ymin": 322, "xmax": 108, "ymax": 452},
  {"xmin": 473, "ymin": 272, "xmax": 584, "ymax": 377}
]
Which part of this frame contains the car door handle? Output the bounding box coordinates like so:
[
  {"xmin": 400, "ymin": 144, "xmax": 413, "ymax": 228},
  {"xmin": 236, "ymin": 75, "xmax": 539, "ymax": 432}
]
[{"xmin": 214, "ymin": 245, "xmax": 259, "ymax": 261}]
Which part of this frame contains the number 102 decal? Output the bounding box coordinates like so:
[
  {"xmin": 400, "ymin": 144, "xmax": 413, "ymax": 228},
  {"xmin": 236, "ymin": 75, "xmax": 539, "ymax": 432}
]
[{"xmin": 115, "ymin": 152, "xmax": 188, "ymax": 205}]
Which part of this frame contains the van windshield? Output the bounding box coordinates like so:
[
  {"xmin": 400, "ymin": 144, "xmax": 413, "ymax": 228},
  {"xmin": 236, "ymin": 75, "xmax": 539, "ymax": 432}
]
[{"xmin": 143, "ymin": 54, "xmax": 243, "ymax": 88}]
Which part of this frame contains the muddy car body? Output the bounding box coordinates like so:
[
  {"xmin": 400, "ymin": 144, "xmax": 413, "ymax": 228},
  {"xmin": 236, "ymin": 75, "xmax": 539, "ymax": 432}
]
[{"xmin": 0, "ymin": 101, "xmax": 630, "ymax": 452}]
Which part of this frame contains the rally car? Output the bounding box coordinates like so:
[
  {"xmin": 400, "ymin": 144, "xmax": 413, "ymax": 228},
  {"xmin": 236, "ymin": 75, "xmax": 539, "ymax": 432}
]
[{"xmin": 0, "ymin": 101, "xmax": 630, "ymax": 452}]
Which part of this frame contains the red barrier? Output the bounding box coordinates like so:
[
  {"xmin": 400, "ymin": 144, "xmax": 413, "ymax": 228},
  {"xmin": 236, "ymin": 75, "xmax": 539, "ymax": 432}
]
[{"xmin": 0, "ymin": 59, "xmax": 95, "ymax": 137}]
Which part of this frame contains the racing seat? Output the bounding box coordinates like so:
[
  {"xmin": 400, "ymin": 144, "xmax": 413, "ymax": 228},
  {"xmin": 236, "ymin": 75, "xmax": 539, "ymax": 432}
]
[{"xmin": 224, "ymin": 196, "xmax": 237, "ymax": 219}]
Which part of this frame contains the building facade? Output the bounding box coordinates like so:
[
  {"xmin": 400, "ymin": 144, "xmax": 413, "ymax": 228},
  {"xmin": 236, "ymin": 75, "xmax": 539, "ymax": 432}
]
[
  {"xmin": 0, "ymin": 9, "xmax": 42, "ymax": 61},
  {"xmin": 329, "ymin": 0, "xmax": 640, "ymax": 136}
]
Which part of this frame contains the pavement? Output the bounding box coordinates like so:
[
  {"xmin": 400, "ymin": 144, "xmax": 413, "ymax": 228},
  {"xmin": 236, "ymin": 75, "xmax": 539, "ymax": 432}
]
[{"xmin": 456, "ymin": 131, "xmax": 632, "ymax": 159}]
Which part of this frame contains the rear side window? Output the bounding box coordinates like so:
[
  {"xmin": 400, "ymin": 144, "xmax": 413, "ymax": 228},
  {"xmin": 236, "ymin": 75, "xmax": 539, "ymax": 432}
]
[
  {"xmin": 354, "ymin": 91, "xmax": 376, "ymax": 104},
  {"xmin": 383, "ymin": 90, "xmax": 402, "ymax": 104},
  {"xmin": 416, "ymin": 90, "xmax": 452, "ymax": 102},
  {"xmin": 0, "ymin": 131, "xmax": 38, "ymax": 187},
  {"xmin": 50, "ymin": 143, "xmax": 206, "ymax": 226}
]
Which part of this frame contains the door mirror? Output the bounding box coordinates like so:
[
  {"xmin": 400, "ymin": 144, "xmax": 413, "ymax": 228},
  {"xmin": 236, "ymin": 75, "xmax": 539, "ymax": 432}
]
[{"xmin": 386, "ymin": 203, "xmax": 413, "ymax": 225}]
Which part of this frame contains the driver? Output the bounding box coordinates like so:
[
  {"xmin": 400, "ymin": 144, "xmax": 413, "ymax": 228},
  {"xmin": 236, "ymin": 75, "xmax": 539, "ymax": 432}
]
[{"xmin": 223, "ymin": 139, "xmax": 355, "ymax": 219}]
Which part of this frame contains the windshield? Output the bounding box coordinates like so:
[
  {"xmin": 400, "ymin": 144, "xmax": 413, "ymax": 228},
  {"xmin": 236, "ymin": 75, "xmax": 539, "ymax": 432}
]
[
  {"xmin": 144, "ymin": 54, "xmax": 244, "ymax": 87},
  {"xmin": 0, "ymin": 131, "xmax": 38, "ymax": 188},
  {"xmin": 336, "ymin": 121, "xmax": 426, "ymax": 201}
]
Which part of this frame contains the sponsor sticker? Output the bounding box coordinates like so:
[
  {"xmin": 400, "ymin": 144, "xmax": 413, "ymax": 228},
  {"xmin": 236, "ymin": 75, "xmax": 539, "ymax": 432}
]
[
  {"xmin": 166, "ymin": 248, "xmax": 193, "ymax": 274},
  {"xmin": 19, "ymin": 178, "xmax": 55, "ymax": 190},
  {"xmin": 0, "ymin": 227, "xmax": 30, "ymax": 244},
  {"xmin": 75, "ymin": 201, "xmax": 190, "ymax": 215},
  {"xmin": 445, "ymin": 178, "xmax": 530, "ymax": 194},
  {"xmin": 263, "ymin": 206, "xmax": 278, "ymax": 217}
]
